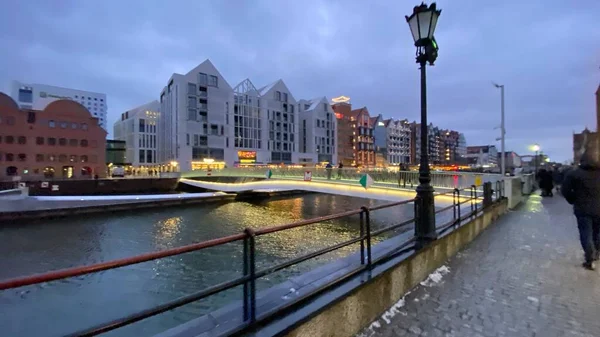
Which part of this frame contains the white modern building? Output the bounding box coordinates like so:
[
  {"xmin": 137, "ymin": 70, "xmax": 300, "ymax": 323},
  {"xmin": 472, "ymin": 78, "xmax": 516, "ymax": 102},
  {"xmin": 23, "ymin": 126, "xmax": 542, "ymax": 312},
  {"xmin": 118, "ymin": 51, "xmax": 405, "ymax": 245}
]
[
  {"xmin": 10, "ymin": 80, "xmax": 108, "ymax": 132},
  {"xmin": 158, "ymin": 59, "xmax": 232, "ymax": 172},
  {"xmin": 258, "ymin": 79, "xmax": 301, "ymax": 164},
  {"xmin": 465, "ymin": 145, "xmax": 499, "ymax": 167},
  {"xmin": 374, "ymin": 115, "xmax": 411, "ymax": 165},
  {"xmin": 297, "ymin": 97, "xmax": 337, "ymax": 165},
  {"xmin": 113, "ymin": 100, "xmax": 160, "ymax": 170}
]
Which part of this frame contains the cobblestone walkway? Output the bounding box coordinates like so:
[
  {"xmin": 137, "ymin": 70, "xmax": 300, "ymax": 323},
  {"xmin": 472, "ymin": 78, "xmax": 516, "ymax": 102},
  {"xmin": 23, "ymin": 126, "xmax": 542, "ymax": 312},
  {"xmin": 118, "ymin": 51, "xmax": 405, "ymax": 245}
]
[{"xmin": 358, "ymin": 195, "xmax": 600, "ymax": 337}]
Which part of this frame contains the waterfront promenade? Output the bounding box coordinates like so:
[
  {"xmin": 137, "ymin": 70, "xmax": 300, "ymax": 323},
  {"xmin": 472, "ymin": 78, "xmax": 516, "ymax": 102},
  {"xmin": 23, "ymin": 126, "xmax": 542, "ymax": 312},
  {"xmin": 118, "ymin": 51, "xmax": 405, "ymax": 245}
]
[{"xmin": 359, "ymin": 195, "xmax": 600, "ymax": 337}]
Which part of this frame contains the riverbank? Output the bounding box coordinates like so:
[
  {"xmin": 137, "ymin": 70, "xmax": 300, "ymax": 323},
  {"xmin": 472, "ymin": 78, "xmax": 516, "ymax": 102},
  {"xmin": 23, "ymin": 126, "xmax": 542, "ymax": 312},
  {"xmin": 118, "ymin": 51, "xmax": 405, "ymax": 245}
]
[{"xmin": 0, "ymin": 190, "xmax": 314, "ymax": 223}]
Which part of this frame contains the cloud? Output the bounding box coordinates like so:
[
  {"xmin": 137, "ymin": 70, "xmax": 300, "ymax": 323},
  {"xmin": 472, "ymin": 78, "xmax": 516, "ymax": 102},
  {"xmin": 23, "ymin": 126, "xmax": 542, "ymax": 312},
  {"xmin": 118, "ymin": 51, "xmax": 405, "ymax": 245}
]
[{"xmin": 0, "ymin": 0, "xmax": 598, "ymax": 162}]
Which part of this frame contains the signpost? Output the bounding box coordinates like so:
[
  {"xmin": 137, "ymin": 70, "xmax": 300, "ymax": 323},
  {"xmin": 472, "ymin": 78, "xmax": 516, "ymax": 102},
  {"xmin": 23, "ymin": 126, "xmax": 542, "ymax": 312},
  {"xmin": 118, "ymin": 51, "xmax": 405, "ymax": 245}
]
[{"xmin": 304, "ymin": 171, "xmax": 312, "ymax": 181}]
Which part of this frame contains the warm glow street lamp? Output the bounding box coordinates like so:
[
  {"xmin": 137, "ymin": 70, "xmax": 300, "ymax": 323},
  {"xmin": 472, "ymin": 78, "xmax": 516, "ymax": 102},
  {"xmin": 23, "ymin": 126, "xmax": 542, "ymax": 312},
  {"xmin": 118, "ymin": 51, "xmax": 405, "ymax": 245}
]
[
  {"xmin": 531, "ymin": 144, "xmax": 540, "ymax": 175},
  {"xmin": 406, "ymin": 2, "xmax": 441, "ymax": 245}
]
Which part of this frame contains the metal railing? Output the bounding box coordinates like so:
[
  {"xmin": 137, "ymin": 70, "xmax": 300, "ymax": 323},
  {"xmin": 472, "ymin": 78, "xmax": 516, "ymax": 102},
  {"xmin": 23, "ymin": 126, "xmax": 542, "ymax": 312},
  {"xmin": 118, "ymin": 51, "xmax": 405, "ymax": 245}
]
[
  {"xmin": 0, "ymin": 183, "xmax": 503, "ymax": 336},
  {"xmin": 183, "ymin": 167, "xmax": 501, "ymax": 190}
]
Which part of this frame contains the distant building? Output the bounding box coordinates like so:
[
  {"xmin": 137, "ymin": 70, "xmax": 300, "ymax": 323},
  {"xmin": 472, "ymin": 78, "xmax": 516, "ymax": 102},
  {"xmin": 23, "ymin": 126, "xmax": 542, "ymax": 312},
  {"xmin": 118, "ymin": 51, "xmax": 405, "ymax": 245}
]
[
  {"xmin": 10, "ymin": 80, "xmax": 109, "ymax": 132},
  {"xmin": 0, "ymin": 92, "xmax": 107, "ymax": 180},
  {"xmin": 573, "ymin": 128, "xmax": 598, "ymax": 164},
  {"xmin": 374, "ymin": 115, "xmax": 411, "ymax": 166},
  {"xmin": 297, "ymin": 97, "xmax": 337, "ymax": 164},
  {"xmin": 159, "ymin": 60, "xmax": 232, "ymax": 171},
  {"xmin": 349, "ymin": 107, "xmax": 376, "ymax": 167},
  {"xmin": 410, "ymin": 123, "xmax": 441, "ymax": 165},
  {"xmin": 498, "ymin": 151, "xmax": 522, "ymax": 171},
  {"xmin": 113, "ymin": 100, "xmax": 160, "ymax": 170},
  {"xmin": 105, "ymin": 140, "xmax": 129, "ymax": 167},
  {"xmin": 332, "ymin": 96, "xmax": 355, "ymax": 166},
  {"xmin": 465, "ymin": 145, "xmax": 498, "ymax": 167}
]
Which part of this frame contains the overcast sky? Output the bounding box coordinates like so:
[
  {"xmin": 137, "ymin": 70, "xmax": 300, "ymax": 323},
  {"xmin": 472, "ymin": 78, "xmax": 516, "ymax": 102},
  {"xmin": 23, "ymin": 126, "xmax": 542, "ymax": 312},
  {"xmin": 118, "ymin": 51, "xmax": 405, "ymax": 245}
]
[{"xmin": 1, "ymin": 0, "xmax": 598, "ymax": 163}]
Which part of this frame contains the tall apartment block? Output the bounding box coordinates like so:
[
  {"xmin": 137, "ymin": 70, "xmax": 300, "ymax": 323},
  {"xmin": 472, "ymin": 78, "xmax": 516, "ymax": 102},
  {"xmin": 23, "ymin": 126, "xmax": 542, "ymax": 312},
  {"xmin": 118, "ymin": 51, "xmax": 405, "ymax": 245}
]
[
  {"xmin": 113, "ymin": 100, "xmax": 160, "ymax": 170},
  {"xmin": 10, "ymin": 80, "xmax": 109, "ymax": 132},
  {"xmin": 331, "ymin": 96, "xmax": 354, "ymax": 166},
  {"xmin": 158, "ymin": 60, "xmax": 232, "ymax": 171},
  {"xmin": 374, "ymin": 115, "xmax": 412, "ymax": 166},
  {"xmin": 297, "ymin": 97, "xmax": 337, "ymax": 164},
  {"xmin": 155, "ymin": 59, "xmax": 333, "ymax": 170},
  {"xmin": 331, "ymin": 96, "xmax": 375, "ymax": 167}
]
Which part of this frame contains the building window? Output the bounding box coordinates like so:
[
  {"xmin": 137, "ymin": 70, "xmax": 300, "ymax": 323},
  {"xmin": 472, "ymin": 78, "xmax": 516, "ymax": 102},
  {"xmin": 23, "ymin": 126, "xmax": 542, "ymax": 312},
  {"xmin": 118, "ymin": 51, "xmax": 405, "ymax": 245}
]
[
  {"xmin": 139, "ymin": 150, "xmax": 145, "ymax": 163},
  {"xmin": 71, "ymin": 123, "xmax": 78, "ymax": 129},
  {"xmin": 80, "ymin": 155, "xmax": 88, "ymax": 163},
  {"xmin": 188, "ymin": 97, "xmax": 197, "ymax": 108},
  {"xmin": 59, "ymin": 154, "xmax": 67, "ymax": 163},
  {"xmin": 209, "ymin": 75, "xmax": 218, "ymax": 87},
  {"xmin": 60, "ymin": 122, "xmax": 68, "ymax": 129},
  {"xmin": 80, "ymin": 139, "xmax": 88, "ymax": 147},
  {"xmin": 18, "ymin": 136, "xmax": 26, "ymax": 144},
  {"xmin": 59, "ymin": 138, "xmax": 67, "ymax": 146},
  {"xmin": 36, "ymin": 137, "xmax": 44, "ymax": 145},
  {"xmin": 47, "ymin": 154, "xmax": 56, "ymax": 162},
  {"xmin": 27, "ymin": 111, "xmax": 36, "ymax": 124},
  {"xmin": 188, "ymin": 109, "xmax": 197, "ymax": 121},
  {"xmin": 188, "ymin": 83, "xmax": 197, "ymax": 94},
  {"xmin": 6, "ymin": 136, "xmax": 14, "ymax": 144},
  {"xmin": 69, "ymin": 139, "xmax": 78, "ymax": 147},
  {"xmin": 139, "ymin": 119, "xmax": 145, "ymax": 132},
  {"xmin": 69, "ymin": 155, "xmax": 77, "ymax": 163},
  {"xmin": 48, "ymin": 138, "xmax": 56, "ymax": 146},
  {"xmin": 6, "ymin": 153, "xmax": 14, "ymax": 161},
  {"xmin": 82, "ymin": 123, "xmax": 88, "ymax": 130},
  {"xmin": 36, "ymin": 154, "xmax": 44, "ymax": 162},
  {"xmin": 18, "ymin": 88, "xmax": 33, "ymax": 103},
  {"xmin": 18, "ymin": 153, "xmax": 26, "ymax": 161},
  {"xmin": 198, "ymin": 73, "xmax": 208, "ymax": 86}
]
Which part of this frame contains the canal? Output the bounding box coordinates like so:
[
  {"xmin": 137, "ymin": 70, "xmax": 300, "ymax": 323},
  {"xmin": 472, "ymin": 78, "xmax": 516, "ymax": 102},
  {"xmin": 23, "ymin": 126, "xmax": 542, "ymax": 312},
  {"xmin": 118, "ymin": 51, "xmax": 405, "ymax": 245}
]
[{"xmin": 0, "ymin": 193, "xmax": 417, "ymax": 337}]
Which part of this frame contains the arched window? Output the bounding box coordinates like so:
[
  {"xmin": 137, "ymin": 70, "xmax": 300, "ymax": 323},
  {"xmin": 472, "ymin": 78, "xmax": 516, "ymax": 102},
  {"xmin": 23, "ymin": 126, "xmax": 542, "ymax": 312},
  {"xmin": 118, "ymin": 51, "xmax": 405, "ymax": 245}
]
[{"xmin": 6, "ymin": 166, "xmax": 17, "ymax": 176}]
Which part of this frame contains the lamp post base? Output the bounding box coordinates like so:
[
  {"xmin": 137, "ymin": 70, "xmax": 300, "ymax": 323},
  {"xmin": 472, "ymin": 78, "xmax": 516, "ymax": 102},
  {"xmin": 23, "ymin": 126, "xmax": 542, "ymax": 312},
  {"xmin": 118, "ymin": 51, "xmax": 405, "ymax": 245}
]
[{"xmin": 415, "ymin": 182, "xmax": 437, "ymax": 248}]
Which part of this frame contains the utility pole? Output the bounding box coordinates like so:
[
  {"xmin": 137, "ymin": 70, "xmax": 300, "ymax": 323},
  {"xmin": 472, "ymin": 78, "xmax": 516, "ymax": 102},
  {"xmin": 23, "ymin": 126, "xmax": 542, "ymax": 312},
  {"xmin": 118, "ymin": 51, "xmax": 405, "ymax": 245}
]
[{"xmin": 493, "ymin": 83, "xmax": 506, "ymax": 176}]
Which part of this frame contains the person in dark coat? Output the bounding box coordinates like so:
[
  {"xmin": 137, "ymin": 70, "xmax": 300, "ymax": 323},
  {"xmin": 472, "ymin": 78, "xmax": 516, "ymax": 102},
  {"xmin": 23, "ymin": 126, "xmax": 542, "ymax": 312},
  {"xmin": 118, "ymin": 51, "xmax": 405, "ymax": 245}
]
[
  {"xmin": 561, "ymin": 151, "xmax": 600, "ymax": 270},
  {"xmin": 538, "ymin": 169, "xmax": 554, "ymax": 197}
]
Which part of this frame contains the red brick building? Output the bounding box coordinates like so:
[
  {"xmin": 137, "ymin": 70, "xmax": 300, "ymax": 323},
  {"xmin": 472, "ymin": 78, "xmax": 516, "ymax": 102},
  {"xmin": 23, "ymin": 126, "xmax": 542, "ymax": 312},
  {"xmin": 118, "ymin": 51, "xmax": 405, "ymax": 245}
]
[
  {"xmin": 332, "ymin": 97, "xmax": 376, "ymax": 167},
  {"xmin": 0, "ymin": 92, "xmax": 107, "ymax": 180},
  {"xmin": 332, "ymin": 101, "xmax": 355, "ymax": 166}
]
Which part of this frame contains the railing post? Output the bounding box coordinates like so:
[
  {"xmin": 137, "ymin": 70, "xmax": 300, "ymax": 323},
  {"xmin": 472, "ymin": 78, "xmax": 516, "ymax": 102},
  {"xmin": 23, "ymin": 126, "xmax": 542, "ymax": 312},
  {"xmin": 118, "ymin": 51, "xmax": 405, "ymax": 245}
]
[
  {"xmin": 483, "ymin": 182, "xmax": 493, "ymax": 208},
  {"xmin": 359, "ymin": 210, "xmax": 365, "ymax": 265},
  {"xmin": 453, "ymin": 188, "xmax": 459, "ymax": 223},
  {"xmin": 242, "ymin": 228, "xmax": 256, "ymax": 323},
  {"xmin": 360, "ymin": 206, "xmax": 372, "ymax": 266}
]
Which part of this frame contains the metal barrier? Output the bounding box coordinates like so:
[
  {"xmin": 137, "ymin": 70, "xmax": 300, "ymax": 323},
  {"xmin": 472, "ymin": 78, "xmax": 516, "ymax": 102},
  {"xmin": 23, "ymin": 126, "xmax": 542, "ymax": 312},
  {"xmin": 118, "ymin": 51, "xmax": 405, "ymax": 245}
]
[
  {"xmin": 0, "ymin": 184, "xmax": 504, "ymax": 336},
  {"xmin": 182, "ymin": 167, "xmax": 502, "ymax": 190}
]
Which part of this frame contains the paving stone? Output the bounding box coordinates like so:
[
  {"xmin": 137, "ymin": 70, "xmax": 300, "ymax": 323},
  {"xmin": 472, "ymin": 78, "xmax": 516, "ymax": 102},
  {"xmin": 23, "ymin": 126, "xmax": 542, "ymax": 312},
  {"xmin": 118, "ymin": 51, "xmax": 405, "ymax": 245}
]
[{"xmin": 356, "ymin": 195, "xmax": 600, "ymax": 337}]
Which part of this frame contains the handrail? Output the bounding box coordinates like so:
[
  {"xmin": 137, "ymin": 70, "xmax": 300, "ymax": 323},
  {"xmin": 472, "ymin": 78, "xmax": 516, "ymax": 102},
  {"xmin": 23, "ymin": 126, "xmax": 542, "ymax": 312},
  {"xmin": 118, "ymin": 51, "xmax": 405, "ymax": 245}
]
[
  {"xmin": 0, "ymin": 232, "xmax": 246, "ymax": 290},
  {"xmin": 0, "ymin": 182, "xmax": 504, "ymax": 336}
]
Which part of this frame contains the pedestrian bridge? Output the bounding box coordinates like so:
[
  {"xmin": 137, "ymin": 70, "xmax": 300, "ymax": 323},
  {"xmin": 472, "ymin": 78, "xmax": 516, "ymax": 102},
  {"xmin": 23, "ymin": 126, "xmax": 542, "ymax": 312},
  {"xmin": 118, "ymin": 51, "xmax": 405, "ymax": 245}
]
[
  {"xmin": 180, "ymin": 178, "xmax": 430, "ymax": 202},
  {"xmin": 180, "ymin": 167, "xmax": 502, "ymax": 203}
]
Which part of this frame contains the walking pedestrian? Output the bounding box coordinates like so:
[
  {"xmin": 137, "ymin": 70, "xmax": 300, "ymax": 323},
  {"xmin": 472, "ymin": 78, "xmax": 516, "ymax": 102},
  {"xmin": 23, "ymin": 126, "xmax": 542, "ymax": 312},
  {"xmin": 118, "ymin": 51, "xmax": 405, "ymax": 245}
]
[
  {"xmin": 337, "ymin": 163, "xmax": 344, "ymax": 180},
  {"xmin": 561, "ymin": 151, "xmax": 600, "ymax": 270}
]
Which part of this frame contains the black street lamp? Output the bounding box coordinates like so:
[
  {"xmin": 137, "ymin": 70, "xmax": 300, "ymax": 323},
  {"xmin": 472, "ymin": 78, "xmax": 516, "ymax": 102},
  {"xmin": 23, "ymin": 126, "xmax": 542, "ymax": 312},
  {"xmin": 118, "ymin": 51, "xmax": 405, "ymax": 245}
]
[{"xmin": 406, "ymin": 2, "xmax": 441, "ymax": 245}]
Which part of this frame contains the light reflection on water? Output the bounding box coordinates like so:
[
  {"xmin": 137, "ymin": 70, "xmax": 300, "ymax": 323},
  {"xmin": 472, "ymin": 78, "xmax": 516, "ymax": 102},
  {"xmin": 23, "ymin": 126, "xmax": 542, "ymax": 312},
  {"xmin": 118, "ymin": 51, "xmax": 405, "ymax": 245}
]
[{"xmin": 0, "ymin": 193, "xmax": 415, "ymax": 337}]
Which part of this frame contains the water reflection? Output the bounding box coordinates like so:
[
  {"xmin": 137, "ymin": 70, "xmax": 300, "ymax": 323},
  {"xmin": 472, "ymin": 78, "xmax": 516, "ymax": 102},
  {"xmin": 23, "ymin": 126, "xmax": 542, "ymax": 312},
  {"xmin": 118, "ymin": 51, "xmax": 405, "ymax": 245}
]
[{"xmin": 0, "ymin": 193, "xmax": 414, "ymax": 337}]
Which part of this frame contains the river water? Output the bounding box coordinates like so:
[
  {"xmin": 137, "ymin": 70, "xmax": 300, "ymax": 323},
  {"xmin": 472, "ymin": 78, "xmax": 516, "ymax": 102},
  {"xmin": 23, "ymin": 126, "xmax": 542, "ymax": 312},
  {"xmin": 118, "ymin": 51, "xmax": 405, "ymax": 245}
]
[{"xmin": 0, "ymin": 193, "xmax": 418, "ymax": 337}]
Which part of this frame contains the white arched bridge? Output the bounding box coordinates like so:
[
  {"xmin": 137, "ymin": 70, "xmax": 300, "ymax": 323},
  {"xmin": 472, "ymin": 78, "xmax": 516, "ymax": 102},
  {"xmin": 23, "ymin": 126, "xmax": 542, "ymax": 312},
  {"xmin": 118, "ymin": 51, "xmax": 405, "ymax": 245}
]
[{"xmin": 179, "ymin": 167, "xmax": 504, "ymax": 204}]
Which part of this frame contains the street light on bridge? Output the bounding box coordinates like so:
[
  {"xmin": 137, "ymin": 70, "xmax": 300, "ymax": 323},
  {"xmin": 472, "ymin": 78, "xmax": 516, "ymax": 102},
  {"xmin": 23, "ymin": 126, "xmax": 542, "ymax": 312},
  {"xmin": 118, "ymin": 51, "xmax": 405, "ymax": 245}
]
[
  {"xmin": 531, "ymin": 144, "xmax": 540, "ymax": 175},
  {"xmin": 405, "ymin": 2, "xmax": 441, "ymax": 245}
]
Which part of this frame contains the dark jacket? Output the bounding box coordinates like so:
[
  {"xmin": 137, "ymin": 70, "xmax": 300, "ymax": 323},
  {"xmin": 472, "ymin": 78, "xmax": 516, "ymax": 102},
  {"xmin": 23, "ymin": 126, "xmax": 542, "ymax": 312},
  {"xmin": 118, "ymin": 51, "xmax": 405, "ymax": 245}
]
[{"xmin": 561, "ymin": 152, "xmax": 600, "ymax": 216}]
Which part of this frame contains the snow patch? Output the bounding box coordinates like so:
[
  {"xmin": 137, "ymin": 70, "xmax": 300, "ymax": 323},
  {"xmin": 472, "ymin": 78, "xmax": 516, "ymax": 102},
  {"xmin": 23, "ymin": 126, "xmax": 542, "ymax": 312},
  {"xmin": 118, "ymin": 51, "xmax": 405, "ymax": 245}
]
[
  {"xmin": 420, "ymin": 265, "xmax": 450, "ymax": 287},
  {"xmin": 527, "ymin": 296, "xmax": 539, "ymax": 303},
  {"xmin": 381, "ymin": 293, "xmax": 408, "ymax": 324}
]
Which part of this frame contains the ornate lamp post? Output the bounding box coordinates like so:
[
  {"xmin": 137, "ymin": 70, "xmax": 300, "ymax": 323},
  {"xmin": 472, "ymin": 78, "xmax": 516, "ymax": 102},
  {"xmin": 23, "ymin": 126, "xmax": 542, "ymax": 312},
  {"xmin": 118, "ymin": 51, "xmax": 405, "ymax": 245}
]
[{"xmin": 406, "ymin": 2, "xmax": 441, "ymax": 245}]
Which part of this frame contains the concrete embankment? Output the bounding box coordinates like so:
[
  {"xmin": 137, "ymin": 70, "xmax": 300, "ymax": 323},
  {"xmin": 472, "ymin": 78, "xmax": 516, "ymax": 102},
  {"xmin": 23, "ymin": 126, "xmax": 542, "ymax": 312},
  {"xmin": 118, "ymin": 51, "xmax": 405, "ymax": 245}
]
[{"xmin": 0, "ymin": 190, "xmax": 312, "ymax": 223}]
